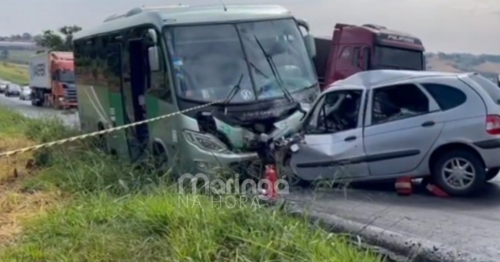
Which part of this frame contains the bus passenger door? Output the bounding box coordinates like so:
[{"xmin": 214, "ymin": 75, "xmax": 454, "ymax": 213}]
[
  {"xmin": 123, "ymin": 37, "xmax": 150, "ymax": 161},
  {"xmin": 106, "ymin": 42, "xmax": 131, "ymax": 159}
]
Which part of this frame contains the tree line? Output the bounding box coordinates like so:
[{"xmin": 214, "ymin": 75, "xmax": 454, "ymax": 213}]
[
  {"xmin": 34, "ymin": 25, "xmax": 82, "ymax": 52},
  {"xmin": 0, "ymin": 33, "xmax": 34, "ymax": 42}
]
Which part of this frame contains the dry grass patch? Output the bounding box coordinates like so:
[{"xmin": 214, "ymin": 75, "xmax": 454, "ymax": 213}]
[
  {"xmin": 0, "ymin": 110, "xmax": 68, "ymax": 246},
  {"xmin": 0, "ymin": 137, "xmax": 60, "ymax": 246},
  {"xmin": 0, "ymin": 137, "xmax": 35, "ymax": 183}
]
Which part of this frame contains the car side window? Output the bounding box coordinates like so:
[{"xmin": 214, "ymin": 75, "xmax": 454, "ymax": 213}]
[
  {"xmin": 306, "ymin": 90, "xmax": 362, "ymax": 134},
  {"xmin": 371, "ymin": 83, "xmax": 429, "ymax": 125},
  {"xmin": 422, "ymin": 83, "xmax": 466, "ymax": 110}
]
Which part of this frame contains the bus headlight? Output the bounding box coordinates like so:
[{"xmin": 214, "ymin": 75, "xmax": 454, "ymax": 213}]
[{"xmin": 183, "ymin": 130, "xmax": 228, "ymax": 153}]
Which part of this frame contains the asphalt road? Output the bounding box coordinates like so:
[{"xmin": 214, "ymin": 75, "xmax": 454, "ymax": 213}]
[
  {"xmin": 1, "ymin": 91, "xmax": 500, "ymax": 260},
  {"xmin": 0, "ymin": 92, "xmax": 79, "ymax": 127}
]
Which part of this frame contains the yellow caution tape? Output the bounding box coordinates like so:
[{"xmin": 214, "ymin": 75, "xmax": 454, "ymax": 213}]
[{"xmin": 0, "ymin": 99, "xmax": 224, "ymax": 158}]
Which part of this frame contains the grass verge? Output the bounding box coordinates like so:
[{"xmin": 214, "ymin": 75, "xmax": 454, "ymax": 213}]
[
  {"xmin": 0, "ymin": 107, "xmax": 384, "ymax": 262},
  {"xmin": 0, "ymin": 62, "xmax": 29, "ymax": 84}
]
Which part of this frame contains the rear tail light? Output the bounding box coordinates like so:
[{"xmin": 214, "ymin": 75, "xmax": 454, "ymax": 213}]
[{"xmin": 486, "ymin": 115, "xmax": 500, "ymax": 135}]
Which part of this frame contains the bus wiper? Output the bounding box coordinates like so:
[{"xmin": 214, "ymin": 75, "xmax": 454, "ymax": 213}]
[
  {"xmin": 253, "ymin": 35, "xmax": 295, "ymax": 103},
  {"xmin": 221, "ymin": 73, "xmax": 244, "ymax": 114}
]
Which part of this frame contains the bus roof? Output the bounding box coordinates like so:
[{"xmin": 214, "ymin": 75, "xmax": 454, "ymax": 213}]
[{"xmin": 74, "ymin": 4, "xmax": 293, "ymax": 40}]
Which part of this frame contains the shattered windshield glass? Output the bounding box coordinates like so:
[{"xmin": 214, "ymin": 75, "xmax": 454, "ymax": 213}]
[
  {"xmin": 164, "ymin": 19, "xmax": 317, "ymax": 103},
  {"xmin": 237, "ymin": 19, "xmax": 316, "ymax": 99}
]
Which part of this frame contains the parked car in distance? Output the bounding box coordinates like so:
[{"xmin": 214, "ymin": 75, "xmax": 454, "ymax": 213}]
[
  {"xmin": 5, "ymin": 83, "xmax": 21, "ymax": 97},
  {"xmin": 290, "ymin": 70, "xmax": 500, "ymax": 197},
  {"xmin": 0, "ymin": 81, "xmax": 10, "ymax": 93},
  {"xmin": 19, "ymin": 86, "xmax": 32, "ymax": 100}
]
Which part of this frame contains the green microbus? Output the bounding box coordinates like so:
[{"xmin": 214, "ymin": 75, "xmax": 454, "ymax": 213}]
[{"xmin": 73, "ymin": 4, "xmax": 320, "ymax": 176}]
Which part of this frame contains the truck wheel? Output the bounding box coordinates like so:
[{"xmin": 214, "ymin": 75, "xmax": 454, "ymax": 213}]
[{"xmin": 431, "ymin": 150, "xmax": 486, "ymax": 197}]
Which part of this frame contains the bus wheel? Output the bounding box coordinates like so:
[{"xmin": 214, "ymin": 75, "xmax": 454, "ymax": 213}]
[
  {"xmin": 95, "ymin": 123, "xmax": 108, "ymax": 153},
  {"xmin": 152, "ymin": 143, "xmax": 169, "ymax": 176}
]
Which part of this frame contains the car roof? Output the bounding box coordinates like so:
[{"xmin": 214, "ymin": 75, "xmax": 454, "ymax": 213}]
[{"xmin": 324, "ymin": 70, "xmax": 471, "ymax": 93}]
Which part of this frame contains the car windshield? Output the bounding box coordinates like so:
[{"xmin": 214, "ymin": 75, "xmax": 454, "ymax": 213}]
[
  {"xmin": 372, "ymin": 46, "xmax": 424, "ymax": 70},
  {"xmin": 164, "ymin": 19, "xmax": 316, "ymax": 102},
  {"xmin": 59, "ymin": 70, "xmax": 75, "ymax": 83},
  {"xmin": 10, "ymin": 85, "xmax": 20, "ymax": 91}
]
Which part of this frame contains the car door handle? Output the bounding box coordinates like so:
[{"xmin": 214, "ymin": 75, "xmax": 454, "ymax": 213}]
[
  {"xmin": 421, "ymin": 121, "xmax": 435, "ymax": 127},
  {"xmin": 344, "ymin": 136, "xmax": 356, "ymax": 141}
]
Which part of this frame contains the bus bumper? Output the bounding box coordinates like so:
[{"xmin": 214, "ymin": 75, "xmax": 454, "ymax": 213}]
[{"xmin": 179, "ymin": 144, "xmax": 259, "ymax": 176}]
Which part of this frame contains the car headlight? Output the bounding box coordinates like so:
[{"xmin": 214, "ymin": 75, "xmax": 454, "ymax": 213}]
[{"xmin": 183, "ymin": 130, "xmax": 228, "ymax": 153}]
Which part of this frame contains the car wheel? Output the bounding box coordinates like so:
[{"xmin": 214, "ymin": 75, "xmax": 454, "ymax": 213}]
[
  {"xmin": 431, "ymin": 150, "xmax": 486, "ymax": 197},
  {"xmin": 486, "ymin": 168, "xmax": 500, "ymax": 181}
]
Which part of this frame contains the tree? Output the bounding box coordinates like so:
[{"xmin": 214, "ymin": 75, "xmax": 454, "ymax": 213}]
[
  {"xmin": 21, "ymin": 32, "xmax": 32, "ymax": 41},
  {"xmin": 34, "ymin": 30, "xmax": 65, "ymax": 51},
  {"xmin": 34, "ymin": 25, "xmax": 82, "ymax": 51},
  {"xmin": 59, "ymin": 25, "xmax": 82, "ymax": 51}
]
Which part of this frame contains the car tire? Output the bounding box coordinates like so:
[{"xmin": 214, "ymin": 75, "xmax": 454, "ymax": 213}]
[
  {"xmin": 431, "ymin": 150, "xmax": 486, "ymax": 197},
  {"xmin": 486, "ymin": 168, "xmax": 500, "ymax": 181}
]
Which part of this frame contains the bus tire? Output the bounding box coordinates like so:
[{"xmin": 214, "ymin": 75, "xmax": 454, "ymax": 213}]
[
  {"xmin": 95, "ymin": 123, "xmax": 108, "ymax": 152},
  {"xmin": 152, "ymin": 142, "xmax": 169, "ymax": 175}
]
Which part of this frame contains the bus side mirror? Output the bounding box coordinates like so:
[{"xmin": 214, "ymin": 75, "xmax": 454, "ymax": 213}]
[
  {"xmin": 296, "ymin": 19, "xmax": 316, "ymax": 58},
  {"xmin": 304, "ymin": 35, "xmax": 316, "ymax": 58},
  {"xmin": 148, "ymin": 47, "xmax": 160, "ymax": 72},
  {"xmin": 146, "ymin": 29, "xmax": 160, "ymax": 72},
  {"xmin": 146, "ymin": 29, "xmax": 157, "ymax": 46}
]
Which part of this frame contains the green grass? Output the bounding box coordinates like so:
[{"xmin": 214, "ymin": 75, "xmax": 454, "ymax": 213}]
[
  {"xmin": 0, "ymin": 108, "xmax": 384, "ymax": 262},
  {"xmin": 0, "ymin": 62, "xmax": 29, "ymax": 84}
]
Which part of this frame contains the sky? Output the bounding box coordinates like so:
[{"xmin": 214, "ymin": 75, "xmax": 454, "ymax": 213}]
[{"xmin": 0, "ymin": 0, "xmax": 499, "ymax": 54}]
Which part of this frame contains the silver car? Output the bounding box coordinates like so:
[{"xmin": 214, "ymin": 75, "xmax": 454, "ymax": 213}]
[
  {"xmin": 0, "ymin": 81, "xmax": 9, "ymax": 93},
  {"xmin": 19, "ymin": 86, "xmax": 31, "ymax": 100},
  {"xmin": 290, "ymin": 70, "xmax": 500, "ymax": 196}
]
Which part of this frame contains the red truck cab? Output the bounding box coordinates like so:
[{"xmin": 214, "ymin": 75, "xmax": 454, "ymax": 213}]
[
  {"xmin": 51, "ymin": 52, "xmax": 77, "ymax": 108},
  {"xmin": 314, "ymin": 23, "xmax": 425, "ymax": 89}
]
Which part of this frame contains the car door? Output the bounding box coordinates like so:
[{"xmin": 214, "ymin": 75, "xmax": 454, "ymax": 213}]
[
  {"xmin": 289, "ymin": 88, "xmax": 370, "ymax": 181},
  {"xmin": 363, "ymin": 82, "xmax": 444, "ymax": 176}
]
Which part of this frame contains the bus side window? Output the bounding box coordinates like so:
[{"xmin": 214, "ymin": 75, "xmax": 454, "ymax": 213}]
[
  {"xmin": 105, "ymin": 36, "xmax": 123, "ymax": 92},
  {"xmin": 145, "ymin": 28, "xmax": 172, "ymax": 103}
]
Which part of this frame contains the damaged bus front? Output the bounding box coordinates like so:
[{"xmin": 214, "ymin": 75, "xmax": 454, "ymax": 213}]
[{"xmin": 73, "ymin": 5, "xmax": 320, "ymax": 176}]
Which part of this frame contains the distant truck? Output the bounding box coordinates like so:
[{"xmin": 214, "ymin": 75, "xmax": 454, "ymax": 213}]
[
  {"xmin": 29, "ymin": 51, "xmax": 77, "ymax": 109},
  {"xmin": 313, "ymin": 23, "xmax": 425, "ymax": 89}
]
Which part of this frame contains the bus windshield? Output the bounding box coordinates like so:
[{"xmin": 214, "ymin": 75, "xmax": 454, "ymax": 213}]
[
  {"xmin": 164, "ymin": 19, "xmax": 317, "ymax": 103},
  {"xmin": 372, "ymin": 46, "xmax": 424, "ymax": 70}
]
